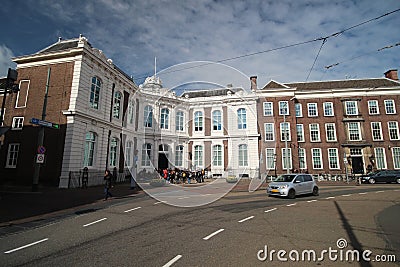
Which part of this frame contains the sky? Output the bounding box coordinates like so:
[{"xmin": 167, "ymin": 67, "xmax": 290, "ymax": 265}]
[{"xmin": 1, "ymin": 0, "xmax": 399, "ymax": 91}]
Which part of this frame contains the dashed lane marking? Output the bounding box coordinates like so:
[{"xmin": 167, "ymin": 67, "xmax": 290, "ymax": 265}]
[
  {"xmin": 286, "ymin": 203, "xmax": 297, "ymax": 207},
  {"xmin": 341, "ymin": 194, "xmax": 351, "ymax": 197},
  {"xmin": 238, "ymin": 216, "xmax": 254, "ymax": 223},
  {"xmin": 358, "ymin": 192, "xmax": 367, "ymax": 195},
  {"xmin": 124, "ymin": 207, "xmax": 141, "ymax": 213},
  {"xmin": 203, "ymin": 229, "xmax": 225, "ymax": 240},
  {"xmin": 83, "ymin": 218, "xmax": 107, "ymax": 227},
  {"xmin": 307, "ymin": 200, "xmax": 318, "ymax": 203},
  {"xmin": 265, "ymin": 208, "xmax": 277, "ymax": 213},
  {"xmin": 326, "ymin": 197, "xmax": 335, "ymax": 199},
  {"xmin": 162, "ymin": 255, "xmax": 182, "ymax": 267},
  {"xmin": 4, "ymin": 238, "xmax": 49, "ymax": 254},
  {"xmin": 376, "ymin": 191, "xmax": 385, "ymax": 193}
]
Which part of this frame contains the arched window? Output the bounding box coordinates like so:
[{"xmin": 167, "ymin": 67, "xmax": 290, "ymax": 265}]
[
  {"xmin": 141, "ymin": 143, "xmax": 152, "ymax": 166},
  {"xmin": 212, "ymin": 110, "xmax": 222, "ymax": 131},
  {"xmin": 128, "ymin": 99, "xmax": 134, "ymax": 125},
  {"xmin": 238, "ymin": 144, "xmax": 248, "ymax": 166},
  {"xmin": 84, "ymin": 131, "xmax": 97, "ymax": 166},
  {"xmin": 194, "ymin": 145, "xmax": 203, "ymax": 168},
  {"xmin": 125, "ymin": 141, "xmax": 133, "ymax": 167},
  {"xmin": 109, "ymin": 137, "xmax": 119, "ymax": 167},
  {"xmin": 113, "ymin": 91, "xmax": 122, "ymax": 119},
  {"xmin": 144, "ymin": 105, "xmax": 153, "ymax": 127},
  {"xmin": 176, "ymin": 111, "xmax": 184, "ymax": 131},
  {"xmin": 212, "ymin": 145, "xmax": 222, "ymax": 166},
  {"xmin": 237, "ymin": 108, "xmax": 247, "ymax": 129},
  {"xmin": 160, "ymin": 108, "xmax": 169, "ymax": 129},
  {"xmin": 194, "ymin": 111, "xmax": 203, "ymax": 131},
  {"xmin": 90, "ymin": 77, "xmax": 101, "ymax": 109}
]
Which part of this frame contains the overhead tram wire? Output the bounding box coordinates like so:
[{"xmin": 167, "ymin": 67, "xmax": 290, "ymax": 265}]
[
  {"xmin": 305, "ymin": 38, "xmax": 327, "ymax": 82},
  {"xmin": 132, "ymin": 8, "xmax": 400, "ymax": 81}
]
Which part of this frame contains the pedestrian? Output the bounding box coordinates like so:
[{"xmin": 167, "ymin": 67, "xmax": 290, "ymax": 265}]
[
  {"xmin": 82, "ymin": 167, "xmax": 89, "ymax": 189},
  {"xmin": 104, "ymin": 169, "xmax": 113, "ymax": 200}
]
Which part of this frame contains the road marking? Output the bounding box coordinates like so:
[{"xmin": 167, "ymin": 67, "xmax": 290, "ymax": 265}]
[
  {"xmin": 376, "ymin": 191, "xmax": 384, "ymax": 193},
  {"xmin": 358, "ymin": 192, "xmax": 367, "ymax": 195},
  {"xmin": 341, "ymin": 194, "xmax": 351, "ymax": 197},
  {"xmin": 394, "ymin": 189, "xmax": 400, "ymax": 192},
  {"xmin": 124, "ymin": 207, "xmax": 141, "ymax": 213},
  {"xmin": 326, "ymin": 197, "xmax": 335, "ymax": 199},
  {"xmin": 83, "ymin": 218, "xmax": 107, "ymax": 227},
  {"xmin": 265, "ymin": 208, "xmax": 277, "ymax": 213},
  {"xmin": 286, "ymin": 203, "xmax": 297, "ymax": 207},
  {"xmin": 163, "ymin": 255, "xmax": 182, "ymax": 267},
  {"xmin": 307, "ymin": 200, "xmax": 318, "ymax": 203},
  {"xmin": 203, "ymin": 229, "xmax": 225, "ymax": 240},
  {"xmin": 154, "ymin": 201, "xmax": 165, "ymax": 205},
  {"xmin": 178, "ymin": 196, "xmax": 190, "ymax": 200},
  {"xmin": 238, "ymin": 216, "xmax": 254, "ymax": 223},
  {"xmin": 4, "ymin": 238, "xmax": 48, "ymax": 254}
]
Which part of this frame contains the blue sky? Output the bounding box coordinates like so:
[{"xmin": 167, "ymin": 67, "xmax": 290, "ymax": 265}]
[{"xmin": 1, "ymin": 0, "xmax": 399, "ymax": 89}]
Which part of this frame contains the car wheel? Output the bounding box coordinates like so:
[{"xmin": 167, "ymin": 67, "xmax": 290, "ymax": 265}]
[
  {"xmin": 369, "ymin": 178, "xmax": 376, "ymax": 184},
  {"xmin": 312, "ymin": 187, "xmax": 319, "ymax": 196},
  {"xmin": 288, "ymin": 189, "xmax": 296, "ymax": 199},
  {"xmin": 396, "ymin": 178, "xmax": 400, "ymax": 184}
]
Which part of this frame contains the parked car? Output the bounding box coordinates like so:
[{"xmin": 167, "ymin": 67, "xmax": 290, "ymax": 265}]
[
  {"xmin": 361, "ymin": 170, "xmax": 400, "ymax": 184},
  {"xmin": 267, "ymin": 174, "xmax": 319, "ymax": 199}
]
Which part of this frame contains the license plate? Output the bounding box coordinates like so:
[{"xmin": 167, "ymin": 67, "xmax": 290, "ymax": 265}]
[{"xmin": 271, "ymin": 189, "xmax": 279, "ymax": 193}]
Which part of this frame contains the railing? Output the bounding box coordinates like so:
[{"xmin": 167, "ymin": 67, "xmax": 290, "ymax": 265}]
[{"xmin": 68, "ymin": 169, "xmax": 131, "ymax": 188}]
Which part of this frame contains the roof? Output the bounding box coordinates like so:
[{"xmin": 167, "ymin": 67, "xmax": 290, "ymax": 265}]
[
  {"xmin": 181, "ymin": 88, "xmax": 242, "ymax": 98},
  {"xmin": 37, "ymin": 39, "xmax": 81, "ymax": 54},
  {"xmin": 284, "ymin": 78, "xmax": 400, "ymax": 90}
]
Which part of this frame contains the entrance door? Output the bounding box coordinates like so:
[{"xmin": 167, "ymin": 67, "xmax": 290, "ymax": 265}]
[
  {"xmin": 158, "ymin": 153, "xmax": 169, "ymax": 170},
  {"xmin": 351, "ymin": 157, "xmax": 364, "ymax": 174}
]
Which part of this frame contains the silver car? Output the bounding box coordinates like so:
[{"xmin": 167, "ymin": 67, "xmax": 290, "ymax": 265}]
[{"xmin": 267, "ymin": 174, "xmax": 319, "ymax": 199}]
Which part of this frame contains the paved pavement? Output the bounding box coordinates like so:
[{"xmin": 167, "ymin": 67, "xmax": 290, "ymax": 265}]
[{"xmin": 0, "ymin": 179, "xmax": 357, "ymax": 227}]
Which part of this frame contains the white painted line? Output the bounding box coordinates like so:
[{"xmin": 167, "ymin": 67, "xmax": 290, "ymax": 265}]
[
  {"xmin": 178, "ymin": 196, "xmax": 190, "ymax": 200},
  {"xmin": 265, "ymin": 208, "xmax": 277, "ymax": 213},
  {"xmin": 376, "ymin": 191, "xmax": 384, "ymax": 193},
  {"xmin": 83, "ymin": 218, "xmax": 107, "ymax": 227},
  {"xmin": 203, "ymin": 229, "xmax": 225, "ymax": 240},
  {"xmin": 358, "ymin": 192, "xmax": 367, "ymax": 195},
  {"xmin": 238, "ymin": 216, "xmax": 254, "ymax": 223},
  {"xmin": 124, "ymin": 207, "xmax": 141, "ymax": 213},
  {"xmin": 286, "ymin": 203, "xmax": 297, "ymax": 207},
  {"xmin": 163, "ymin": 255, "xmax": 182, "ymax": 267},
  {"xmin": 4, "ymin": 238, "xmax": 48, "ymax": 254},
  {"xmin": 341, "ymin": 194, "xmax": 351, "ymax": 197},
  {"xmin": 394, "ymin": 189, "xmax": 400, "ymax": 192},
  {"xmin": 326, "ymin": 197, "xmax": 335, "ymax": 199},
  {"xmin": 307, "ymin": 200, "xmax": 318, "ymax": 203}
]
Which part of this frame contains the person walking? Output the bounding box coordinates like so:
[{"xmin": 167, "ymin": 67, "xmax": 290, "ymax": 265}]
[{"xmin": 104, "ymin": 169, "xmax": 113, "ymax": 200}]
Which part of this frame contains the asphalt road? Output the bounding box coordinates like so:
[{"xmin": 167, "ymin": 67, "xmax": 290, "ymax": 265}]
[{"xmin": 0, "ymin": 184, "xmax": 399, "ymax": 267}]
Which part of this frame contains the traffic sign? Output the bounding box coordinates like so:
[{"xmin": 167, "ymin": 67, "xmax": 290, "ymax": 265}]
[
  {"xmin": 36, "ymin": 154, "xmax": 45, "ymax": 163},
  {"xmin": 38, "ymin": 146, "xmax": 46, "ymax": 154},
  {"xmin": 30, "ymin": 118, "xmax": 60, "ymax": 129}
]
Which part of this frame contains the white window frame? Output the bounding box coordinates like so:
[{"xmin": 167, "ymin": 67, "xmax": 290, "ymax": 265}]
[
  {"xmin": 238, "ymin": 144, "xmax": 248, "ymax": 167},
  {"xmin": 160, "ymin": 108, "xmax": 169, "ymax": 130},
  {"xmin": 384, "ymin": 99, "xmax": 396, "ymax": 114},
  {"xmin": 325, "ymin": 123, "xmax": 337, "ymax": 142},
  {"xmin": 392, "ymin": 147, "xmax": 400, "ymax": 169},
  {"xmin": 194, "ymin": 145, "xmax": 204, "ymax": 168},
  {"xmin": 144, "ymin": 105, "xmax": 153, "ymax": 128},
  {"xmin": 295, "ymin": 103, "xmax": 302, "ymax": 117},
  {"xmin": 279, "ymin": 101, "xmax": 289, "ymax": 115},
  {"xmin": 176, "ymin": 111, "xmax": 184, "ymax": 132},
  {"xmin": 6, "ymin": 143, "xmax": 20, "ymax": 168},
  {"xmin": 113, "ymin": 91, "xmax": 122, "ymax": 119},
  {"xmin": 323, "ymin": 102, "xmax": 334, "ymax": 116},
  {"xmin": 296, "ymin": 124, "xmax": 304, "ymax": 142},
  {"xmin": 175, "ymin": 145, "xmax": 184, "ymax": 167},
  {"xmin": 141, "ymin": 143, "xmax": 152, "ymax": 167},
  {"xmin": 264, "ymin": 123, "xmax": 275, "ymax": 141},
  {"xmin": 371, "ymin": 122, "xmax": 383, "ymax": 141},
  {"xmin": 280, "ymin": 122, "xmax": 291, "ymax": 141},
  {"xmin": 328, "ymin": 148, "xmax": 340, "ymax": 169},
  {"xmin": 368, "ymin": 100, "xmax": 379, "ymax": 115},
  {"xmin": 109, "ymin": 137, "xmax": 119, "ymax": 167},
  {"xmin": 128, "ymin": 99, "xmax": 134, "ymax": 125},
  {"xmin": 345, "ymin": 101, "xmax": 358, "ymax": 115},
  {"xmin": 194, "ymin": 111, "xmax": 203, "ymax": 132},
  {"xmin": 11, "ymin": 117, "xmax": 24, "ymax": 130},
  {"xmin": 311, "ymin": 148, "xmax": 323, "ymax": 169},
  {"xmin": 89, "ymin": 76, "xmax": 101, "ymax": 109},
  {"xmin": 263, "ymin": 102, "xmax": 273, "ymax": 116},
  {"xmin": 348, "ymin": 122, "xmax": 361, "ymax": 141},
  {"xmin": 281, "ymin": 147, "xmax": 292, "ymax": 170},
  {"xmin": 265, "ymin": 148, "xmax": 276, "ymax": 170},
  {"xmin": 125, "ymin": 141, "xmax": 133, "ymax": 167},
  {"xmin": 237, "ymin": 108, "xmax": 247, "ymax": 129},
  {"xmin": 307, "ymin": 103, "xmax": 318, "ymax": 117},
  {"xmin": 84, "ymin": 131, "xmax": 97, "ymax": 167},
  {"xmin": 212, "ymin": 144, "xmax": 223, "ymax": 167},
  {"xmin": 309, "ymin": 123, "xmax": 321, "ymax": 142},
  {"xmin": 374, "ymin": 147, "xmax": 387, "ymax": 170},
  {"xmin": 299, "ymin": 148, "xmax": 307, "ymax": 170},
  {"xmin": 388, "ymin": 121, "xmax": 400, "ymax": 140},
  {"xmin": 212, "ymin": 110, "xmax": 222, "ymax": 131}
]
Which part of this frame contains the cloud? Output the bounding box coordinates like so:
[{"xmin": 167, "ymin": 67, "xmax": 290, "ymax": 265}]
[{"xmin": 0, "ymin": 45, "xmax": 16, "ymax": 77}]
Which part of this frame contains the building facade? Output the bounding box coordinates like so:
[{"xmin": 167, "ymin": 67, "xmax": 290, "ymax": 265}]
[{"xmin": 0, "ymin": 36, "xmax": 399, "ymax": 187}]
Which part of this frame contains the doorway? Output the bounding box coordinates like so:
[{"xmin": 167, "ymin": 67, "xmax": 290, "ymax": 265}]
[
  {"xmin": 158, "ymin": 144, "xmax": 169, "ymax": 170},
  {"xmin": 351, "ymin": 157, "xmax": 364, "ymax": 174}
]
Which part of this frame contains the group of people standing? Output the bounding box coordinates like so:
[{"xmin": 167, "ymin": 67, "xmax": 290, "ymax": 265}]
[{"xmin": 158, "ymin": 168, "xmax": 206, "ymax": 184}]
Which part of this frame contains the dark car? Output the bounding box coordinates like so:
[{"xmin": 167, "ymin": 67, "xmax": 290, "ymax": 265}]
[{"xmin": 361, "ymin": 170, "xmax": 400, "ymax": 184}]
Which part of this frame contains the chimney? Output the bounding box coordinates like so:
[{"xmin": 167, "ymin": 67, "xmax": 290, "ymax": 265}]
[
  {"xmin": 250, "ymin": 76, "xmax": 257, "ymax": 90},
  {"xmin": 384, "ymin": 69, "xmax": 398, "ymax": 80}
]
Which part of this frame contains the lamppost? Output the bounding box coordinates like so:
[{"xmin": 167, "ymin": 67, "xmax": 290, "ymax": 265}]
[
  {"xmin": 282, "ymin": 101, "xmax": 290, "ymax": 174},
  {"xmin": 273, "ymin": 153, "xmax": 277, "ymax": 178}
]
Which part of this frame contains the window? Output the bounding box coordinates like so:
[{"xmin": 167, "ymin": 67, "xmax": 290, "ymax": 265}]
[
  {"xmin": 371, "ymin": 122, "xmax": 383, "ymax": 141},
  {"xmin": 160, "ymin": 108, "xmax": 169, "ymax": 129},
  {"xmin": 109, "ymin": 137, "xmax": 119, "ymax": 167},
  {"xmin": 280, "ymin": 122, "xmax": 291, "ymax": 141},
  {"xmin": 194, "ymin": 145, "xmax": 203, "ymax": 168},
  {"xmin": 264, "ymin": 123, "xmax": 275, "ymax": 141},
  {"xmin": 238, "ymin": 144, "xmax": 248, "ymax": 166},
  {"xmin": 393, "ymin": 147, "xmax": 400, "ymax": 169},
  {"xmin": 311, "ymin": 148, "xmax": 322, "ymax": 169},
  {"xmin": 176, "ymin": 111, "xmax": 184, "ymax": 131},
  {"xmin": 125, "ymin": 141, "xmax": 133, "ymax": 167},
  {"xmin": 328, "ymin": 148, "xmax": 339, "ymax": 169},
  {"xmin": 295, "ymin": 103, "xmax": 302, "ymax": 117},
  {"xmin": 281, "ymin": 148, "xmax": 292, "ymax": 170},
  {"xmin": 308, "ymin": 103, "xmax": 318, "ymax": 117},
  {"xmin": 384, "ymin": 100, "xmax": 396, "ymax": 114},
  {"xmin": 374, "ymin": 147, "xmax": 387, "ymax": 169},
  {"xmin": 348, "ymin": 122, "xmax": 361, "ymax": 141},
  {"xmin": 12, "ymin": 117, "xmax": 24, "ymax": 130},
  {"xmin": 237, "ymin": 108, "xmax": 247, "ymax": 129},
  {"xmin": 263, "ymin": 102, "xmax": 273, "ymax": 116},
  {"xmin": 345, "ymin": 101, "xmax": 358, "ymax": 115},
  {"xmin": 175, "ymin": 145, "xmax": 184, "ymax": 167},
  {"xmin": 325, "ymin": 123, "xmax": 337, "ymax": 141},
  {"xmin": 212, "ymin": 145, "xmax": 222, "ymax": 166},
  {"xmin": 90, "ymin": 76, "xmax": 101, "ymax": 109},
  {"xmin": 309, "ymin": 123, "xmax": 320, "ymax": 142},
  {"xmin": 296, "ymin": 124, "xmax": 304, "ymax": 142},
  {"xmin": 279, "ymin": 101, "xmax": 289, "ymax": 115},
  {"xmin": 144, "ymin": 105, "xmax": 153, "ymax": 127},
  {"xmin": 6, "ymin": 143, "xmax": 19, "ymax": 168},
  {"xmin": 141, "ymin": 143, "xmax": 152, "ymax": 166},
  {"xmin": 299, "ymin": 148, "xmax": 306, "ymax": 169},
  {"xmin": 265, "ymin": 148, "xmax": 276, "ymax": 169},
  {"xmin": 388, "ymin": 121, "xmax": 400, "ymax": 140},
  {"xmin": 16, "ymin": 80, "xmax": 30, "ymax": 108},
  {"xmin": 194, "ymin": 111, "xmax": 203, "ymax": 131},
  {"xmin": 113, "ymin": 91, "xmax": 122, "ymax": 119},
  {"xmin": 212, "ymin": 110, "xmax": 222, "ymax": 131},
  {"xmin": 84, "ymin": 132, "xmax": 96, "ymax": 167},
  {"xmin": 128, "ymin": 99, "xmax": 134, "ymax": 125},
  {"xmin": 323, "ymin": 102, "xmax": 334, "ymax": 116},
  {"xmin": 368, "ymin": 100, "xmax": 379, "ymax": 115}
]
